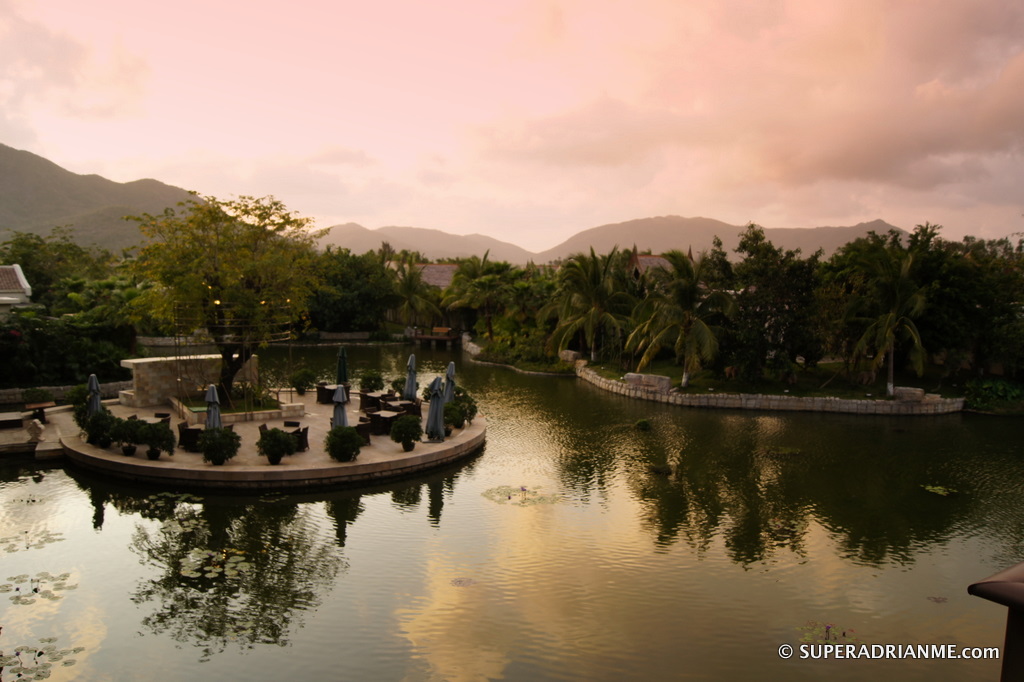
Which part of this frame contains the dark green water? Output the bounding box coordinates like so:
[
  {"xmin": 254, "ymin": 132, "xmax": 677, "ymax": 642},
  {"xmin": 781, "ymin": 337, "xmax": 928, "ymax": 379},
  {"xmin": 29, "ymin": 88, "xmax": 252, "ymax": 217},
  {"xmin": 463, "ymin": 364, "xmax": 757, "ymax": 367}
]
[{"xmin": 1, "ymin": 345, "xmax": 1021, "ymax": 680}]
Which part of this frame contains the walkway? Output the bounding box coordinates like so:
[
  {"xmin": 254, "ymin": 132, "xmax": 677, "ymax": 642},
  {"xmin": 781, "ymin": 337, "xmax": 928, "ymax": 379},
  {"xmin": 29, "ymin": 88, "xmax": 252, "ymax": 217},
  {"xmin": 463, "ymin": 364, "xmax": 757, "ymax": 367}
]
[{"xmin": 9, "ymin": 392, "xmax": 485, "ymax": 491}]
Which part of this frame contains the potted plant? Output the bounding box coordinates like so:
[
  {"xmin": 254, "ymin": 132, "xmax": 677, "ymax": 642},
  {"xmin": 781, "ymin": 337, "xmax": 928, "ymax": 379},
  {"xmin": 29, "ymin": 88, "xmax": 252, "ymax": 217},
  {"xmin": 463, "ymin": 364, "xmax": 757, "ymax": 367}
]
[
  {"xmin": 199, "ymin": 427, "xmax": 241, "ymax": 465},
  {"xmin": 83, "ymin": 410, "xmax": 117, "ymax": 448},
  {"xmin": 111, "ymin": 417, "xmax": 144, "ymax": 456},
  {"xmin": 359, "ymin": 370, "xmax": 384, "ymax": 393},
  {"xmin": 325, "ymin": 426, "xmax": 364, "ymax": 462},
  {"xmin": 257, "ymin": 427, "xmax": 297, "ymax": 465},
  {"xmin": 289, "ymin": 368, "xmax": 318, "ymax": 396},
  {"xmin": 141, "ymin": 421, "xmax": 176, "ymax": 460},
  {"xmin": 390, "ymin": 377, "xmax": 405, "ymax": 393},
  {"xmin": 444, "ymin": 401, "xmax": 466, "ymax": 430},
  {"xmin": 390, "ymin": 414, "xmax": 423, "ymax": 452}
]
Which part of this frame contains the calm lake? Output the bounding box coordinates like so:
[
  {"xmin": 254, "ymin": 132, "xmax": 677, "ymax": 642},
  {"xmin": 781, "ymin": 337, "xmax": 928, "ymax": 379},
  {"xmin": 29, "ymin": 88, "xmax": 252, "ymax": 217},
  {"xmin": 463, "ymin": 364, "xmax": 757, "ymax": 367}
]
[{"xmin": 1, "ymin": 345, "xmax": 1020, "ymax": 680}]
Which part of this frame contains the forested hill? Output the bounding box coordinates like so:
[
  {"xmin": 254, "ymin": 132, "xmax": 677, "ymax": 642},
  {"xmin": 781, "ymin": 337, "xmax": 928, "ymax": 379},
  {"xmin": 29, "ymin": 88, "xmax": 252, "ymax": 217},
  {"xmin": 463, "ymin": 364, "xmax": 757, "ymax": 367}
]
[{"xmin": 0, "ymin": 143, "xmax": 193, "ymax": 251}]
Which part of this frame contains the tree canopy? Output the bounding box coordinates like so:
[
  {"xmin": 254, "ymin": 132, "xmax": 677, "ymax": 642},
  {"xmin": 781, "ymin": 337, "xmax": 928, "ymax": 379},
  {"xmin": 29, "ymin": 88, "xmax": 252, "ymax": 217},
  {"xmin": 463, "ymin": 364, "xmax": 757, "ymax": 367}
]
[{"xmin": 129, "ymin": 195, "xmax": 320, "ymax": 402}]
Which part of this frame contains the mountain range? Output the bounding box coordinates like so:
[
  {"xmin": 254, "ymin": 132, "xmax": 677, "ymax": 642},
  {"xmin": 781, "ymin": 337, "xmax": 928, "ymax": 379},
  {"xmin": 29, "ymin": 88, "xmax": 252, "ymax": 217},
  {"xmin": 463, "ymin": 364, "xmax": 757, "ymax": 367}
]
[{"xmin": 1, "ymin": 142, "xmax": 902, "ymax": 262}]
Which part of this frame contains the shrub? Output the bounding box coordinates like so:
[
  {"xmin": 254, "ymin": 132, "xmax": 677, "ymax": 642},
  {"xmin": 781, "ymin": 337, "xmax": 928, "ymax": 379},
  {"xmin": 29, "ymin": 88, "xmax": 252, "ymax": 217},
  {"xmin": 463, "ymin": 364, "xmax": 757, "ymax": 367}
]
[
  {"xmin": 390, "ymin": 414, "xmax": 423, "ymax": 450},
  {"xmin": 634, "ymin": 419, "xmax": 652, "ymax": 431},
  {"xmin": 359, "ymin": 370, "xmax": 384, "ymax": 393},
  {"xmin": 111, "ymin": 417, "xmax": 145, "ymax": 447},
  {"xmin": 289, "ymin": 368, "xmax": 318, "ymax": 394},
  {"xmin": 257, "ymin": 427, "xmax": 297, "ymax": 464},
  {"xmin": 141, "ymin": 421, "xmax": 176, "ymax": 456},
  {"xmin": 443, "ymin": 401, "xmax": 466, "ymax": 429},
  {"xmin": 390, "ymin": 377, "xmax": 406, "ymax": 393},
  {"xmin": 22, "ymin": 387, "xmax": 54, "ymax": 404},
  {"xmin": 325, "ymin": 426, "xmax": 363, "ymax": 462},
  {"xmin": 83, "ymin": 410, "xmax": 117, "ymax": 448},
  {"xmin": 198, "ymin": 427, "xmax": 240, "ymax": 465}
]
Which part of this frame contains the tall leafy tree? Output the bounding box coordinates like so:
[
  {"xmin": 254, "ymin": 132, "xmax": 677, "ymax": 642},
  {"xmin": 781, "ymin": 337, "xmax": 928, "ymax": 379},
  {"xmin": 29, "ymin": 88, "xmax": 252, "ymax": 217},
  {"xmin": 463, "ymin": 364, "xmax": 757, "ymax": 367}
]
[
  {"xmin": 308, "ymin": 247, "xmax": 397, "ymax": 332},
  {"xmin": 130, "ymin": 195, "xmax": 320, "ymax": 404},
  {"xmin": 627, "ymin": 250, "xmax": 735, "ymax": 387}
]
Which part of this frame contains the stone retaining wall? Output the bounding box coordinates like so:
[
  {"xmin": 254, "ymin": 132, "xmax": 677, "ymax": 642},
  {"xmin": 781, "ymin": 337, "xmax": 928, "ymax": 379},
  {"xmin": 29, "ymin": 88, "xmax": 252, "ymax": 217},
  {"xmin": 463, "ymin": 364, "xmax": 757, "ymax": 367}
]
[
  {"xmin": 120, "ymin": 355, "xmax": 258, "ymax": 408},
  {"xmin": 576, "ymin": 365, "xmax": 964, "ymax": 416},
  {"xmin": 0, "ymin": 381, "xmax": 133, "ymax": 405}
]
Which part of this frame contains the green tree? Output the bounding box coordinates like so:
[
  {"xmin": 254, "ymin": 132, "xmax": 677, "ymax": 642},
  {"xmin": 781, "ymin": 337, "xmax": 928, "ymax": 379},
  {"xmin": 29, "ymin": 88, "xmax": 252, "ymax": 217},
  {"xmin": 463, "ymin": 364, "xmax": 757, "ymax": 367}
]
[
  {"xmin": 442, "ymin": 253, "xmax": 518, "ymax": 340},
  {"xmin": 129, "ymin": 195, "xmax": 319, "ymax": 404},
  {"xmin": 852, "ymin": 248, "xmax": 926, "ymax": 397},
  {"xmin": 545, "ymin": 247, "xmax": 634, "ymax": 362},
  {"xmin": 392, "ymin": 257, "xmax": 440, "ymax": 326},
  {"xmin": 627, "ymin": 251, "xmax": 735, "ymax": 388},
  {"xmin": 0, "ymin": 227, "xmax": 115, "ymax": 311},
  {"xmin": 308, "ymin": 248, "xmax": 397, "ymax": 332},
  {"xmin": 729, "ymin": 225, "xmax": 822, "ymax": 380}
]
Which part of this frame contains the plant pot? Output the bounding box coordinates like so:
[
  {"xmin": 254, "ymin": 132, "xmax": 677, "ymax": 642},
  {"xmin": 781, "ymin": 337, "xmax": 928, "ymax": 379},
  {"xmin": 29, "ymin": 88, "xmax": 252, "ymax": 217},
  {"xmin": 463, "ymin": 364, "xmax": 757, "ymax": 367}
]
[
  {"xmin": 295, "ymin": 387, "xmax": 306, "ymax": 396},
  {"xmin": 267, "ymin": 452, "xmax": 283, "ymax": 465},
  {"xmin": 402, "ymin": 441, "xmax": 415, "ymax": 452},
  {"xmin": 98, "ymin": 436, "xmax": 113, "ymax": 449},
  {"xmin": 444, "ymin": 426, "xmax": 453, "ymax": 437},
  {"xmin": 121, "ymin": 445, "xmax": 137, "ymax": 457},
  {"xmin": 146, "ymin": 448, "xmax": 161, "ymax": 460}
]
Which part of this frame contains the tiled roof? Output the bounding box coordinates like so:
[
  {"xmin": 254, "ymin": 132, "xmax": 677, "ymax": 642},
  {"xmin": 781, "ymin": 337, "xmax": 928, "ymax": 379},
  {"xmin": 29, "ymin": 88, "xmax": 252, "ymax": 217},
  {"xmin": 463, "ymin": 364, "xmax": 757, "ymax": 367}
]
[
  {"xmin": 0, "ymin": 265, "xmax": 30, "ymax": 294},
  {"xmin": 417, "ymin": 263, "xmax": 458, "ymax": 288},
  {"xmin": 632, "ymin": 255, "xmax": 672, "ymax": 275}
]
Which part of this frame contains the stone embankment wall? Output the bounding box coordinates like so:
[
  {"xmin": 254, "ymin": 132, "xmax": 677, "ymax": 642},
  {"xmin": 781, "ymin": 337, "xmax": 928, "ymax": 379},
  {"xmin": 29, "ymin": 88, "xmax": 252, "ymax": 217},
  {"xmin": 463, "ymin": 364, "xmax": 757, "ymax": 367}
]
[
  {"xmin": 0, "ymin": 381, "xmax": 132, "ymax": 405},
  {"xmin": 576, "ymin": 365, "xmax": 965, "ymax": 416}
]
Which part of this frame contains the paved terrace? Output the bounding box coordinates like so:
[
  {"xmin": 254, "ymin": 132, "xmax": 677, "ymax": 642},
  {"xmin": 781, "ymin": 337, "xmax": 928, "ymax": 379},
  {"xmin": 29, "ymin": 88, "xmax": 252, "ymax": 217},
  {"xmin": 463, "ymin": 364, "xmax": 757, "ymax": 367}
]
[{"xmin": 1, "ymin": 392, "xmax": 485, "ymax": 491}]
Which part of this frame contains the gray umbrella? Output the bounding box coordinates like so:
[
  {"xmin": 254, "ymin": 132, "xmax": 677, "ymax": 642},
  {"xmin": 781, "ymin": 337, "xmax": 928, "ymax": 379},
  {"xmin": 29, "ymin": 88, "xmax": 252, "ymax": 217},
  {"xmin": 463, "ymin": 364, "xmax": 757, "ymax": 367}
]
[
  {"xmin": 204, "ymin": 384, "xmax": 222, "ymax": 429},
  {"xmin": 424, "ymin": 377, "xmax": 445, "ymax": 442},
  {"xmin": 86, "ymin": 373, "xmax": 103, "ymax": 416},
  {"xmin": 403, "ymin": 354, "xmax": 417, "ymax": 401},
  {"xmin": 332, "ymin": 385, "xmax": 349, "ymax": 428},
  {"xmin": 442, "ymin": 362, "xmax": 456, "ymax": 404},
  {"xmin": 336, "ymin": 346, "xmax": 349, "ymax": 386}
]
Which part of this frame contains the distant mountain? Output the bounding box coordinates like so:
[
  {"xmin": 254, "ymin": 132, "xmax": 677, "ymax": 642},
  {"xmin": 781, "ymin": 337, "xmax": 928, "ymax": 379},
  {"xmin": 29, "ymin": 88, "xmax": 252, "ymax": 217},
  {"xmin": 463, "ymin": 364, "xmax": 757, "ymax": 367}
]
[
  {"xmin": 324, "ymin": 216, "xmax": 905, "ymax": 264},
  {"xmin": 319, "ymin": 223, "xmax": 536, "ymax": 264},
  {"xmin": 0, "ymin": 143, "xmax": 194, "ymax": 251},
  {"xmin": 534, "ymin": 216, "xmax": 905, "ymax": 263}
]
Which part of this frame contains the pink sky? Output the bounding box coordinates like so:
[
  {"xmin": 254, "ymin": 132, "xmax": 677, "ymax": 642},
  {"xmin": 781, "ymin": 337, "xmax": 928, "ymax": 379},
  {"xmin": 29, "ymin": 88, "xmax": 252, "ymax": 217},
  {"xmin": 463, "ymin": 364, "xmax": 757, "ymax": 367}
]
[{"xmin": 3, "ymin": 0, "xmax": 1023, "ymax": 252}]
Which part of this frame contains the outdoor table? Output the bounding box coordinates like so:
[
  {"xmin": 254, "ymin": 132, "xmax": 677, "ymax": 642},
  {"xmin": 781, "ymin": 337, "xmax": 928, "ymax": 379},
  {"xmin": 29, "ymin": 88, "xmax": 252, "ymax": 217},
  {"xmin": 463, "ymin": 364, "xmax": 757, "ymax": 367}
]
[
  {"xmin": 25, "ymin": 401, "xmax": 56, "ymax": 424},
  {"xmin": 316, "ymin": 384, "xmax": 338, "ymax": 404},
  {"xmin": 369, "ymin": 409, "xmax": 402, "ymax": 435}
]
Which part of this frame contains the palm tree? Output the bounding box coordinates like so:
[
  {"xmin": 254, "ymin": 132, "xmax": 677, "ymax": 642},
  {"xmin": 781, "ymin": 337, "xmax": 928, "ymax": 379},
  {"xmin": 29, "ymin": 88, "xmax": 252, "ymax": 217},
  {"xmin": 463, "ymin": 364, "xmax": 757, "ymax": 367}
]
[
  {"xmin": 544, "ymin": 247, "xmax": 634, "ymax": 362},
  {"xmin": 392, "ymin": 258, "xmax": 440, "ymax": 327},
  {"xmin": 853, "ymin": 249, "xmax": 926, "ymax": 397},
  {"xmin": 627, "ymin": 250, "xmax": 735, "ymax": 388},
  {"xmin": 442, "ymin": 252, "xmax": 517, "ymax": 340}
]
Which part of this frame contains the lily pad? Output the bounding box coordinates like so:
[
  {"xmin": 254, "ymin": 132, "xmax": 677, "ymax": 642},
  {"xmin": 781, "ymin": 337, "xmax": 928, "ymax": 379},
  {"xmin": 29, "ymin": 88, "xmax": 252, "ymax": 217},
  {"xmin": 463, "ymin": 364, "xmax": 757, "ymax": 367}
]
[{"xmin": 482, "ymin": 485, "xmax": 562, "ymax": 507}]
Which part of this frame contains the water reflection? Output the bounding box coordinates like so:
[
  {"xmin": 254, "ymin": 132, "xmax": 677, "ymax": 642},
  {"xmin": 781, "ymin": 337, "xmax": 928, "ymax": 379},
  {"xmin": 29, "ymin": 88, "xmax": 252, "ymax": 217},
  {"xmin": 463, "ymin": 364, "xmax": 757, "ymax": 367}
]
[{"xmin": 128, "ymin": 495, "xmax": 342, "ymax": 660}]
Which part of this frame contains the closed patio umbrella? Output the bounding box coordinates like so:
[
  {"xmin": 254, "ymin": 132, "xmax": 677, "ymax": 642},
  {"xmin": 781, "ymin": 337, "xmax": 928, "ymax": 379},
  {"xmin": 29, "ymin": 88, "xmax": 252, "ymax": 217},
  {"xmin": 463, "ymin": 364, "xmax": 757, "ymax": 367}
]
[
  {"xmin": 336, "ymin": 346, "xmax": 349, "ymax": 386},
  {"xmin": 205, "ymin": 384, "xmax": 222, "ymax": 429},
  {"xmin": 442, "ymin": 362, "xmax": 456, "ymax": 404},
  {"xmin": 332, "ymin": 385, "xmax": 349, "ymax": 428},
  {"xmin": 403, "ymin": 354, "xmax": 417, "ymax": 401},
  {"xmin": 424, "ymin": 377, "xmax": 445, "ymax": 442},
  {"xmin": 86, "ymin": 374, "xmax": 103, "ymax": 416}
]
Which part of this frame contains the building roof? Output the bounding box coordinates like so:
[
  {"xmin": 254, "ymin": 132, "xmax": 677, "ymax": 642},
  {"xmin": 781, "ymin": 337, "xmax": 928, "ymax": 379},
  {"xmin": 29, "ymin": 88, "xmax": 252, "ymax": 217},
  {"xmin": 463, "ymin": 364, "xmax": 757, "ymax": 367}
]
[
  {"xmin": 627, "ymin": 253, "xmax": 673, "ymax": 279},
  {"xmin": 416, "ymin": 263, "xmax": 459, "ymax": 289},
  {"xmin": 0, "ymin": 264, "xmax": 31, "ymax": 297}
]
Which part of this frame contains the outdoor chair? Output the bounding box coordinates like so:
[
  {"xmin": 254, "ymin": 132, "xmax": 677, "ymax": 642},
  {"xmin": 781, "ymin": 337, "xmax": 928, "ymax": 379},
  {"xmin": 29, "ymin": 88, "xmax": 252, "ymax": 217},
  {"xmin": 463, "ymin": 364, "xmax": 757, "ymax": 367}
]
[
  {"xmin": 291, "ymin": 426, "xmax": 309, "ymax": 452},
  {"xmin": 354, "ymin": 421, "xmax": 372, "ymax": 446},
  {"xmin": 177, "ymin": 421, "xmax": 201, "ymax": 452}
]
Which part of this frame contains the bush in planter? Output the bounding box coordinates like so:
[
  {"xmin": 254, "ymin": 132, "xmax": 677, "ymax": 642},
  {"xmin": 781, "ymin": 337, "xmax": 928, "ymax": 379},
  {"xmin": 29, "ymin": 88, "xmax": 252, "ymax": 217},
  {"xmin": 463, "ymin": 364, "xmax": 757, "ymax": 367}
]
[
  {"xmin": 453, "ymin": 387, "xmax": 478, "ymax": 423},
  {"xmin": 83, "ymin": 410, "xmax": 117, "ymax": 448},
  {"xmin": 390, "ymin": 377, "xmax": 406, "ymax": 393},
  {"xmin": 111, "ymin": 417, "xmax": 145, "ymax": 455},
  {"xmin": 443, "ymin": 401, "xmax": 466, "ymax": 430},
  {"xmin": 289, "ymin": 368, "xmax": 318, "ymax": 395},
  {"xmin": 257, "ymin": 427, "xmax": 297, "ymax": 465},
  {"xmin": 22, "ymin": 387, "xmax": 54, "ymax": 404},
  {"xmin": 325, "ymin": 426, "xmax": 364, "ymax": 462},
  {"xmin": 390, "ymin": 414, "xmax": 423, "ymax": 452},
  {"xmin": 198, "ymin": 427, "xmax": 240, "ymax": 465},
  {"xmin": 359, "ymin": 370, "xmax": 384, "ymax": 393},
  {"xmin": 140, "ymin": 421, "xmax": 176, "ymax": 460}
]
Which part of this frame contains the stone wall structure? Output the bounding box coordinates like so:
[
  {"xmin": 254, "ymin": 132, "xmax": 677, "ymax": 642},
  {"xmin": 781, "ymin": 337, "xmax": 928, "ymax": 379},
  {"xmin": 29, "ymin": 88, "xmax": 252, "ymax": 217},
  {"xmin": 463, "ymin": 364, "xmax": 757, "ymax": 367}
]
[
  {"xmin": 119, "ymin": 355, "xmax": 258, "ymax": 408},
  {"xmin": 0, "ymin": 381, "xmax": 132, "ymax": 405},
  {"xmin": 575, "ymin": 365, "xmax": 964, "ymax": 416}
]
